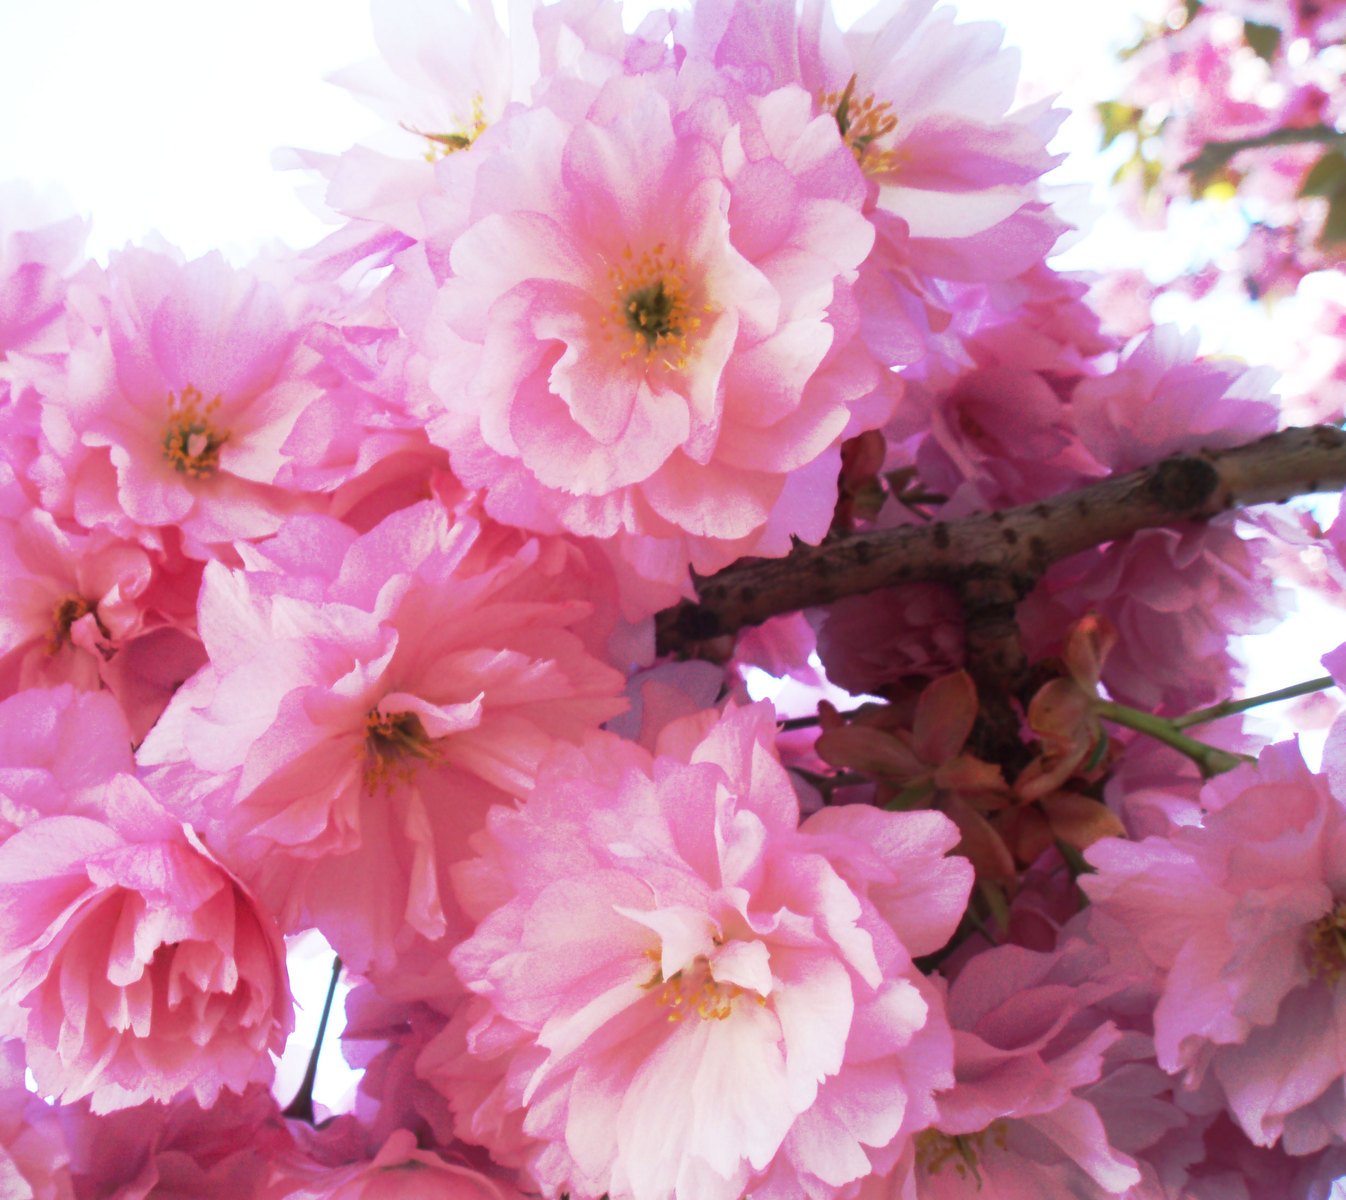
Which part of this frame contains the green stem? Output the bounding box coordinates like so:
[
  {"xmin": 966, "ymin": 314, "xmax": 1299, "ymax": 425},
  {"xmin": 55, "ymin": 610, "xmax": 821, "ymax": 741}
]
[
  {"xmin": 282, "ymin": 955, "xmax": 342, "ymax": 1124},
  {"xmin": 1182, "ymin": 124, "xmax": 1346, "ymax": 178},
  {"xmin": 1171, "ymin": 675, "xmax": 1336, "ymax": 730},
  {"xmin": 1094, "ymin": 701, "xmax": 1254, "ymax": 778}
]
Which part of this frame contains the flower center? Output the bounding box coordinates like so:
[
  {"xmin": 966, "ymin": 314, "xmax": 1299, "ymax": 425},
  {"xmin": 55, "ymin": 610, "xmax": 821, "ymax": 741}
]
[
  {"xmin": 46, "ymin": 594, "xmax": 106, "ymax": 654},
  {"xmin": 915, "ymin": 1122, "xmax": 1009, "ymax": 1186},
  {"xmin": 819, "ymin": 74, "xmax": 899, "ymax": 177},
  {"xmin": 601, "ymin": 243, "xmax": 704, "ymax": 371},
  {"xmin": 407, "ymin": 94, "xmax": 488, "ymax": 160},
  {"xmin": 640, "ymin": 951, "xmax": 765, "ymax": 1023},
  {"xmin": 363, "ymin": 709, "xmax": 440, "ymax": 790},
  {"xmin": 162, "ymin": 385, "xmax": 229, "ymax": 479},
  {"xmin": 1308, "ymin": 901, "xmax": 1346, "ymax": 982}
]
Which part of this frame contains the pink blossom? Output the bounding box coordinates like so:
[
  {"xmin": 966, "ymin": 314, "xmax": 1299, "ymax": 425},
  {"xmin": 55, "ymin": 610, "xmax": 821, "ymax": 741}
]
[
  {"xmin": 418, "ymin": 68, "xmax": 891, "ymax": 613},
  {"xmin": 439, "ymin": 702, "xmax": 971, "ymax": 1200},
  {"xmin": 1083, "ymin": 740, "xmax": 1346, "ymax": 1152},
  {"xmin": 40, "ymin": 246, "xmax": 323, "ymax": 554},
  {"xmin": 883, "ymin": 941, "xmax": 1141, "ymax": 1198},
  {"xmin": 340, "ymin": 979, "xmax": 457, "ymax": 1152},
  {"xmin": 814, "ymin": 582, "xmax": 963, "ymax": 702},
  {"xmin": 0, "ymin": 184, "xmax": 87, "ymax": 361},
  {"xmin": 139, "ymin": 502, "xmax": 628, "ymax": 973},
  {"xmin": 0, "ymin": 1042, "xmax": 74, "ymax": 1200},
  {"xmin": 0, "ymin": 511, "xmax": 155, "ymax": 697},
  {"xmin": 680, "ymin": 0, "xmax": 1065, "ymax": 282},
  {"xmin": 0, "ymin": 685, "xmax": 133, "ymax": 837},
  {"xmin": 1072, "ymin": 324, "xmax": 1280, "ymax": 474},
  {"xmin": 0, "ymin": 776, "xmax": 292, "ymax": 1112},
  {"xmin": 59, "ymin": 1085, "xmax": 292, "ymax": 1199},
  {"xmin": 1020, "ymin": 517, "xmax": 1290, "ymax": 714},
  {"xmin": 264, "ymin": 1129, "xmax": 529, "ymax": 1200}
]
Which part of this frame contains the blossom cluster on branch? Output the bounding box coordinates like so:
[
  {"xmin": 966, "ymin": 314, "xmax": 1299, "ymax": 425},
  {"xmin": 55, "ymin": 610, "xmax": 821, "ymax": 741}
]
[{"xmin": 2, "ymin": 0, "xmax": 1346, "ymax": 1196}]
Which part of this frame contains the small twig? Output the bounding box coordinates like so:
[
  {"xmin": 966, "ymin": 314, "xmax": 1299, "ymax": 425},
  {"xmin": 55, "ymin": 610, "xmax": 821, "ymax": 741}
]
[
  {"xmin": 1094, "ymin": 701, "xmax": 1254, "ymax": 778},
  {"xmin": 1171, "ymin": 675, "xmax": 1336, "ymax": 729},
  {"xmin": 282, "ymin": 955, "xmax": 343, "ymax": 1124},
  {"xmin": 1181, "ymin": 124, "xmax": 1346, "ymax": 181}
]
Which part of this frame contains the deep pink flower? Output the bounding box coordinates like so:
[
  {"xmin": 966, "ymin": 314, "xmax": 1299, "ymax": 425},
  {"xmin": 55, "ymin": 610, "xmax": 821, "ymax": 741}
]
[
  {"xmin": 1020, "ymin": 517, "xmax": 1289, "ymax": 714},
  {"xmin": 0, "ymin": 776, "xmax": 292, "ymax": 1112},
  {"xmin": 264, "ymin": 1129, "xmax": 529, "ymax": 1200},
  {"xmin": 438, "ymin": 702, "xmax": 971, "ymax": 1200},
  {"xmin": 418, "ymin": 68, "xmax": 891, "ymax": 613},
  {"xmin": 1084, "ymin": 740, "xmax": 1346, "ymax": 1152},
  {"xmin": 59, "ymin": 1085, "xmax": 292, "ymax": 1200},
  {"xmin": 139, "ymin": 502, "xmax": 628, "ymax": 973}
]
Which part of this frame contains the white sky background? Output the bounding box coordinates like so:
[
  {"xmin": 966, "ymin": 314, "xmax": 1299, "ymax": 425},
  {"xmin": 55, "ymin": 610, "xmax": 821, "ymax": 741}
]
[{"xmin": 3, "ymin": 0, "xmax": 1340, "ymax": 1123}]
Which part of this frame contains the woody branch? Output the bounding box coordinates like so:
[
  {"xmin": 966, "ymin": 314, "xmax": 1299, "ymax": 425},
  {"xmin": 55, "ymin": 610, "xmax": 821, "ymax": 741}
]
[{"xmin": 655, "ymin": 424, "xmax": 1346, "ymax": 658}]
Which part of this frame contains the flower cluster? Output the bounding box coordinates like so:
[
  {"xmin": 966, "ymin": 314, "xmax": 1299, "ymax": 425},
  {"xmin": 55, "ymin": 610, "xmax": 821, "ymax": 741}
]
[{"xmin": 0, "ymin": 0, "xmax": 1343, "ymax": 1195}]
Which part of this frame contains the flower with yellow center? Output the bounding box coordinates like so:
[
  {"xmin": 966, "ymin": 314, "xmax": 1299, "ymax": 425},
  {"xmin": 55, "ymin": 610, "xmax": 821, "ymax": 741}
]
[
  {"xmin": 819, "ymin": 74, "xmax": 900, "ymax": 178},
  {"xmin": 161, "ymin": 384, "xmax": 230, "ymax": 480}
]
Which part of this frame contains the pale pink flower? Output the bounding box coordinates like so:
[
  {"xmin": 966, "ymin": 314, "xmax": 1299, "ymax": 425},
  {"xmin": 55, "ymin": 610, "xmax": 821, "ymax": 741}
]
[
  {"xmin": 1083, "ymin": 740, "xmax": 1346, "ymax": 1152},
  {"xmin": 0, "ymin": 1041, "xmax": 74, "ymax": 1200},
  {"xmin": 1072, "ymin": 324, "xmax": 1280, "ymax": 474},
  {"xmin": 440, "ymin": 702, "xmax": 971, "ymax": 1200},
  {"xmin": 41, "ymin": 246, "xmax": 322, "ymax": 554},
  {"xmin": 0, "ymin": 776, "xmax": 292, "ymax": 1112},
  {"xmin": 139, "ymin": 502, "xmax": 628, "ymax": 973},
  {"xmin": 680, "ymin": 0, "xmax": 1066, "ymax": 338},
  {"xmin": 419, "ymin": 68, "xmax": 891, "ymax": 614},
  {"xmin": 882, "ymin": 941, "xmax": 1141, "ymax": 1199},
  {"xmin": 0, "ymin": 510, "xmax": 155, "ymax": 699},
  {"xmin": 0, "ymin": 685, "xmax": 133, "ymax": 838},
  {"xmin": 340, "ymin": 979, "xmax": 457, "ymax": 1152},
  {"xmin": 0, "ymin": 183, "xmax": 87, "ymax": 361}
]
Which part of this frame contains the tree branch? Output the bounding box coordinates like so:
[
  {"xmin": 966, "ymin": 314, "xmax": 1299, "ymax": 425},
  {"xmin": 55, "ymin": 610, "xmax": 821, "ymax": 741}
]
[
  {"xmin": 655, "ymin": 425, "xmax": 1346, "ymax": 655},
  {"xmin": 1181, "ymin": 124, "xmax": 1346, "ymax": 182}
]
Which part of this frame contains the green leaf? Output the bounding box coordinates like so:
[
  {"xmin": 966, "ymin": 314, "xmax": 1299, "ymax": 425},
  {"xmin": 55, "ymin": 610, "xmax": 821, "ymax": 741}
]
[
  {"xmin": 1097, "ymin": 101, "xmax": 1142, "ymax": 151},
  {"xmin": 1184, "ymin": 0, "xmax": 1203, "ymax": 22},
  {"xmin": 1301, "ymin": 151, "xmax": 1346, "ymax": 199},
  {"xmin": 1243, "ymin": 21, "xmax": 1281, "ymax": 61}
]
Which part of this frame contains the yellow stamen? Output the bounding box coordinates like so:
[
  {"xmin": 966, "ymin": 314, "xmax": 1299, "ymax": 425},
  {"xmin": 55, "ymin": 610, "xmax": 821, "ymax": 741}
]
[
  {"xmin": 640, "ymin": 951, "xmax": 761, "ymax": 1023},
  {"xmin": 601, "ymin": 242, "xmax": 705, "ymax": 372},
  {"xmin": 162, "ymin": 385, "xmax": 229, "ymax": 479},
  {"xmin": 363, "ymin": 709, "xmax": 440, "ymax": 791},
  {"xmin": 406, "ymin": 94, "xmax": 488, "ymax": 161},
  {"xmin": 819, "ymin": 74, "xmax": 900, "ymax": 177},
  {"xmin": 915, "ymin": 1122, "xmax": 1010, "ymax": 1186},
  {"xmin": 1309, "ymin": 902, "xmax": 1346, "ymax": 982},
  {"xmin": 46, "ymin": 595, "xmax": 106, "ymax": 654}
]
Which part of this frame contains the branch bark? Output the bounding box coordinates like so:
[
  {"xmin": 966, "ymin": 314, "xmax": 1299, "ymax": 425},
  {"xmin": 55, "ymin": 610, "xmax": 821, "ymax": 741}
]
[{"xmin": 655, "ymin": 424, "xmax": 1346, "ymax": 656}]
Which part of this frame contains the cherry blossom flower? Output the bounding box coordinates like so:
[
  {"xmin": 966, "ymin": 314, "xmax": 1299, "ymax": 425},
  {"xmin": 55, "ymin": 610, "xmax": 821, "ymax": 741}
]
[
  {"xmin": 439, "ymin": 702, "xmax": 972, "ymax": 1200},
  {"xmin": 139, "ymin": 502, "xmax": 628, "ymax": 973},
  {"xmin": 418, "ymin": 67, "xmax": 891, "ymax": 613},
  {"xmin": 0, "ymin": 775, "xmax": 291, "ymax": 1112},
  {"xmin": 1083, "ymin": 740, "xmax": 1346, "ymax": 1152},
  {"xmin": 0, "ymin": 1042, "xmax": 74, "ymax": 1200},
  {"xmin": 39, "ymin": 247, "xmax": 323, "ymax": 554}
]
